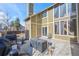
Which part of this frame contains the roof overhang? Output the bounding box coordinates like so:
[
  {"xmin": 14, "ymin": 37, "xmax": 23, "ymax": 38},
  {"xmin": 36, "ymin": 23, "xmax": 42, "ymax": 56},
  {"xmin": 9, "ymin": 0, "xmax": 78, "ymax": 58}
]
[{"xmin": 25, "ymin": 3, "xmax": 63, "ymax": 21}]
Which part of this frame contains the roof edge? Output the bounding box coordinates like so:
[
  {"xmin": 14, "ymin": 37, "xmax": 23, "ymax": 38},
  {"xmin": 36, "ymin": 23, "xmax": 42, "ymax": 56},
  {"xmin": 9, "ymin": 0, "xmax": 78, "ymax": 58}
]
[{"xmin": 25, "ymin": 3, "xmax": 62, "ymax": 21}]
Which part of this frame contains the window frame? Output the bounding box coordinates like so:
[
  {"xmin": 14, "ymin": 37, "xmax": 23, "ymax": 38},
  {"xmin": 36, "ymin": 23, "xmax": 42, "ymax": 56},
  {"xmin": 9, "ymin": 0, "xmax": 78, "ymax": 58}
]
[
  {"xmin": 60, "ymin": 21, "xmax": 67, "ymax": 35},
  {"xmin": 72, "ymin": 3, "xmax": 76, "ymax": 13},
  {"xmin": 54, "ymin": 22, "xmax": 59, "ymax": 34},
  {"xmin": 68, "ymin": 18, "xmax": 77, "ymax": 36},
  {"xmin": 68, "ymin": 3, "xmax": 77, "ymax": 16},
  {"xmin": 42, "ymin": 27, "xmax": 47, "ymax": 36},
  {"xmin": 60, "ymin": 4, "xmax": 66, "ymax": 17},
  {"xmin": 54, "ymin": 6, "xmax": 59, "ymax": 19}
]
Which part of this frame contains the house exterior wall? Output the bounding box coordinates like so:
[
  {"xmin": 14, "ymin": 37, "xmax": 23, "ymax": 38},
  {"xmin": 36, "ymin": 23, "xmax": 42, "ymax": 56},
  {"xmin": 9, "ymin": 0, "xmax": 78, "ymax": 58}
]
[
  {"xmin": 36, "ymin": 14, "xmax": 42, "ymax": 37},
  {"xmin": 77, "ymin": 4, "xmax": 79, "ymax": 43},
  {"xmin": 31, "ymin": 23, "xmax": 37, "ymax": 38},
  {"xmin": 25, "ymin": 20, "xmax": 31, "ymax": 30},
  {"xmin": 47, "ymin": 9, "xmax": 53, "ymax": 38},
  {"xmin": 25, "ymin": 3, "xmax": 79, "ymax": 42},
  {"xmin": 25, "ymin": 19, "xmax": 31, "ymax": 39},
  {"xmin": 31, "ymin": 16, "xmax": 37, "ymax": 38},
  {"xmin": 53, "ymin": 3, "xmax": 78, "ymax": 42},
  {"xmin": 42, "ymin": 17, "xmax": 47, "ymax": 24},
  {"xmin": 37, "ymin": 24, "xmax": 41, "ymax": 37}
]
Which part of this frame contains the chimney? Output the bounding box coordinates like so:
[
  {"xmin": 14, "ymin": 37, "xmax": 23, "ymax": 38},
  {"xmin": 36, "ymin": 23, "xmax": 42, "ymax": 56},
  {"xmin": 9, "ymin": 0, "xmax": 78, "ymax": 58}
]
[{"xmin": 28, "ymin": 3, "xmax": 34, "ymax": 16}]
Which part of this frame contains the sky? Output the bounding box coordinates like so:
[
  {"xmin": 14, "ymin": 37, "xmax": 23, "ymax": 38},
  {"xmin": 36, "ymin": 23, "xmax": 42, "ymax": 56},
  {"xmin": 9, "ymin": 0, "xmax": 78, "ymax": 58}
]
[{"xmin": 0, "ymin": 3, "xmax": 52, "ymax": 26}]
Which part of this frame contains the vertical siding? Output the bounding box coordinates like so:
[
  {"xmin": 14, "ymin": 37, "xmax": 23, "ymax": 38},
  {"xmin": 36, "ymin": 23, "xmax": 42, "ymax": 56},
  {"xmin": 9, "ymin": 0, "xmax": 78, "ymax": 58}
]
[
  {"xmin": 37, "ymin": 14, "xmax": 42, "ymax": 24},
  {"xmin": 31, "ymin": 23, "xmax": 37, "ymax": 38},
  {"xmin": 31, "ymin": 16, "xmax": 37, "ymax": 38},
  {"xmin": 42, "ymin": 17, "xmax": 47, "ymax": 24},
  {"xmin": 48, "ymin": 23, "xmax": 53, "ymax": 37},
  {"xmin": 31, "ymin": 16, "xmax": 37, "ymax": 23},
  {"xmin": 48, "ymin": 9, "xmax": 53, "ymax": 22},
  {"xmin": 25, "ymin": 19, "xmax": 31, "ymax": 39},
  {"xmin": 25, "ymin": 20, "xmax": 31, "ymax": 30},
  {"xmin": 37, "ymin": 24, "xmax": 41, "ymax": 37},
  {"xmin": 37, "ymin": 14, "xmax": 42, "ymax": 37},
  {"xmin": 77, "ymin": 4, "xmax": 79, "ymax": 43},
  {"xmin": 47, "ymin": 9, "xmax": 53, "ymax": 38}
]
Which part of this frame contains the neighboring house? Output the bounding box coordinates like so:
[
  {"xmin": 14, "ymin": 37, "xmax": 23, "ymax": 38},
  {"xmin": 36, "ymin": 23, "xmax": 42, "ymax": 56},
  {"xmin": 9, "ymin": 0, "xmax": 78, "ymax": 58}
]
[
  {"xmin": 0, "ymin": 31, "xmax": 3, "ymax": 37},
  {"xmin": 9, "ymin": 24, "xmax": 25, "ymax": 39},
  {"xmin": 9, "ymin": 22, "xmax": 25, "ymax": 32},
  {"xmin": 19, "ymin": 24, "xmax": 25, "ymax": 32},
  {"xmin": 25, "ymin": 3, "xmax": 79, "ymax": 43},
  {"xmin": 4, "ymin": 31, "xmax": 25, "ymax": 39},
  {"xmin": 0, "ymin": 24, "xmax": 4, "ymax": 37}
]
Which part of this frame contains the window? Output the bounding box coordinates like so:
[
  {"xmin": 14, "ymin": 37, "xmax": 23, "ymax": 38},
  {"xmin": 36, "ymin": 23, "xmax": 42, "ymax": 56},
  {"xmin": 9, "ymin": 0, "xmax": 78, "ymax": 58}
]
[
  {"xmin": 72, "ymin": 3, "xmax": 76, "ymax": 13},
  {"xmin": 60, "ymin": 4, "xmax": 66, "ymax": 17},
  {"xmin": 43, "ymin": 27, "xmax": 45, "ymax": 36},
  {"xmin": 54, "ymin": 22, "xmax": 59, "ymax": 34},
  {"xmin": 68, "ymin": 4, "xmax": 71, "ymax": 15},
  {"xmin": 68, "ymin": 3, "xmax": 76, "ymax": 16},
  {"xmin": 54, "ymin": 7, "xmax": 59, "ymax": 18},
  {"xmin": 42, "ymin": 27, "xmax": 47, "ymax": 36},
  {"xmin": 45, "ymin": 27, "xmax": 47, "ymax": 36},
  {"xmin": 42, "ymin": 11, "xmax": 47, "ymax": 18},
  {"xmin": 60, "ymin": 21, "xmax": 67, "ymax": 35},
  {"xmin": 54, "ymin": 21, "xmax": 68, "ymax": 35},
  {"xmin": 68, "ymin": 19, "xmax": 76, "ymax": 36}
]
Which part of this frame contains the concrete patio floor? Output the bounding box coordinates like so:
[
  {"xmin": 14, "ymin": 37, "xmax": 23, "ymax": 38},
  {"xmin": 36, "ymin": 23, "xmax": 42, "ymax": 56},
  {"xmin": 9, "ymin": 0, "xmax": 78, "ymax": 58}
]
[
  {"xmin": 51, "ymin": 39, "xmax": 71, "ymax": 56},
  {"xmin": 31, "ymin": 39, "xmax": 72, "ymax": 56},
  {"xmin": 19, "ymin": 39, "xmax": 79, "ymax": 56},
  {"xmin": 70, "ymin": 41, "xmax": 79, "ymax": 56}
]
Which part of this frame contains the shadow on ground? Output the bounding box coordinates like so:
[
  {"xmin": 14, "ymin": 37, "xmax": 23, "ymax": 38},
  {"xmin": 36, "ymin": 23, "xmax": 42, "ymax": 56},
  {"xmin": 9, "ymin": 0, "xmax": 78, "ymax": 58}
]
[{"xmin": 70, "ymin": 38, "xmax": 79, "ymax": 56}]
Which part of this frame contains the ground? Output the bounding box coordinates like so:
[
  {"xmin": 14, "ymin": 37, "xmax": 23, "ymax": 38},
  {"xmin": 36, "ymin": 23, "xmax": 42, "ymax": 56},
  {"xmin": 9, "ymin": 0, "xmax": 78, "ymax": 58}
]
[
  {"xmin": 70, "ymin": 41, "xmax": 79, "ymax": 56},
  {"xmin": 27, "ymin": 39, "xmax": 72, "ymax": 56},
  {"xmin": 52, "ymin": 39, "xmax": 71, "ymax": 56},
  {"xmin": 18, "ymin": 38, "xmax": 79, "ymax": 56}
]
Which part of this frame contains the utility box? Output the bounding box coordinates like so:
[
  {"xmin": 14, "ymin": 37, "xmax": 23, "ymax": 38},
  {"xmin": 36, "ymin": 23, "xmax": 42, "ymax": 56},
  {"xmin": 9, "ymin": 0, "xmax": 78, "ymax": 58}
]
[
  {"xmin": 37, "ymin": 39, "xmax": 47, "ymax": 52},
  {"xmin": 30, "ymin": 39, "xmax": 37, "ymax": 49},
  {"xmin": 30, "ymin": 39, "xmax": 47, "ymax": 53}
]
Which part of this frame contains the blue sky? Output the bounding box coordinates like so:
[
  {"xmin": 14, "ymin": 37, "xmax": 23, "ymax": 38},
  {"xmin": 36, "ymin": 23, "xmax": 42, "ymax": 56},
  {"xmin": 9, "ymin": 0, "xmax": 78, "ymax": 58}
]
[{"xmin": 0, "ymin": 3, "xmax": 52, "ymax": 26}]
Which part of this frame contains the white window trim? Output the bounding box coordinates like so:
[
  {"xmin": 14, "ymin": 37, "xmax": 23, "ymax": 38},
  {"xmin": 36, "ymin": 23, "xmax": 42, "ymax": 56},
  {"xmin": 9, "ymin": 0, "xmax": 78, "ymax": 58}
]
[
  {"xmin": 54, "ymin": 4, "xmax": 68, "ymax": 36},
  {"xmin": 41, "ymin": 26, "xmax": 43, "ymax": 36},
  {"xmin": 67, "ymin": 19, "xmax": 69, "ymax": 35},
  {"xmin": 29, "ymin": 18, "xmax": 31, "ymax": 39},
  {"xmin": 54, "ymin": 3, "xmax": 77, "ymax": 36},
  {"xmin": 66, "ymin": 4, "xmax": 68, "ymax": 16},
  {"xmin": 76, "ymin": 3, "xmax": 79, "ymax": 43},
  {"xmin": 60, "ymin": 4, "xmax": 67, "ymax": 17},
  {"xmin": 54, "ymin": 22, "xmax": 59, "ymax": 34},
  {"xmin": 42, "ymin": 26, "xmax": 47, "ymax": 36},
  {"xmin": 59, "ymin": 21, "xmax": 61, "ymax": 35},
  {"xmin": 53, "ymin": 8, "xmax": 55, "ymax": 39},
  {"xmin": 68, "ymin": 18, "xmax": 77, "ymax": 36},
  {"xmin": 54, "ymin": 6, "xmax": 59, "ymax": 19},
  {"xmin": 42, "ymin": 17, "xmax": 47, "ymax": 19},
  {"xmin": 59, "ymin": 4, "xmax": 60, "ymax": 18},
  {"xmin": 60, "ymin": 21, "xmax": 68, "ymax": 35},
  {"xmin": 47, "ymin": 11, "xmax": 49, "ymax": 36},
  {"xmin": 71, "ymin": 3, "xmax": 77, "ymax": 16}
]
